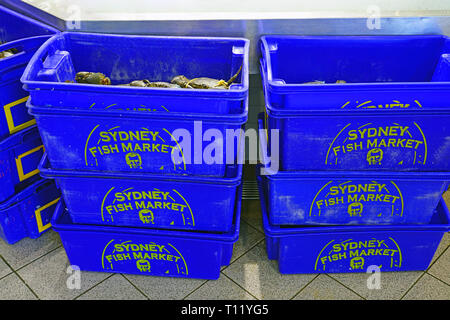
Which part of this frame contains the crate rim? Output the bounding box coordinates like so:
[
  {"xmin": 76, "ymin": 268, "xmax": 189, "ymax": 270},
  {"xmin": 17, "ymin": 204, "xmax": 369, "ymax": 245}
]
[
  {"xmin": 258, "ymin": 175, "xmax": 450, "ymax": 236},
  {"xmin": 51, "ymin": 197, "xmax": 241, "ymax": 242},
  {"xmin": 0, "ymin": 178, "xmax": 52, "ymax": 211},
  {"xmin": 0, "ymin": 4, "xmax": 60, "ymax": 36},
  {"xmin": 39, "ymin": 152, "xmax": 244, "ymax": 185},
  {"xmin": 27, "ymin": 99, "xmax": 249, "ymax": 123},
  {"xmin": 21, "ymin": 31, "xmax": 250, "ymax": 96}
]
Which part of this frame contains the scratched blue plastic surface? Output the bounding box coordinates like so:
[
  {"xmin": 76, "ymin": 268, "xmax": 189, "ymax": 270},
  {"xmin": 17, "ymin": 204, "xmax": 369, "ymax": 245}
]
[
  {"xmin": 0, "ymin": 179, "xmax": 60, "ymax": 244},
  {"xmin": 28, "ymin": 100, "xmax": 247, "ymax": 177},
  {"xmin": 258, "ymin": 115, "xmax": 450, "ymax": 225},
  {"xmin": 40, "ymin": 153, "xmax": 243, "ymax": 232},
  {"xmin": 21, "ymin": 32, "xmax": 249, "ymax": 115},
  {"xmin": 259, "ymin": 176, "xmax": 450, "ymax": 274},
  {"xmin": 0, "ymin": 5, "xmax": 57, "ymax": 140},
  {"xmin": 51, "ymin": 195, "xmax": 241, "ymax": 280},
  {"xmin": 260, "ymin": 36, "xmax": 450, "ymax": 172}
]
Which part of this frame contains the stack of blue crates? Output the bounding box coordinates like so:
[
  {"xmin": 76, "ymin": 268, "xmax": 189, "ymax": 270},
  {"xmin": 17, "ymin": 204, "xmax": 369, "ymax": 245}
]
[
  {"xmin": 21, "ymin": 32, "xmax": 249, "ymax": 279},
  {"xmin": 259, "ymin": 35, "xmax": 450, "ymax": 274},
  {"xmin": 0, "ymin": 5, "xmax": 60, "ymax": 244}
]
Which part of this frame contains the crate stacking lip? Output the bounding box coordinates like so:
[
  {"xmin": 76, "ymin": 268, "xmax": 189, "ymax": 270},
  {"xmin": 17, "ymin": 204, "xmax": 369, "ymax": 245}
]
[
  {"xmin": 39, "ymin": 152, "xmax": 243, "ymax": 232},
  {"xmin": 0, "ymin": 178, "xmax": 60, "ymax": 244},
  {"xmin": 0, "ymin": 5, "xmax": 58, "ymax": 140},
  {"xmin": 260, "ymin": 35, "xmax": 450, "ymax": 111},
  {"xmin": 0, "ymin": 125, "xmax": 45, "ymax": 202},
  {"xmin": 51, "ymin": 194, "xmax": 241, "ymax": 280},
  {"xmin": 258, "ymin": 176, "xmax": 450, "ymax": 274},
  {"xmin": 258, "ymin": 115, "xmax": 450, "ymax": 225},
  {"xmin": 27, "ymin": 98, "xmax": 247, "ymax": 177},
  {"xmin": 21, "ymin": 32, "xmax": 249, "ymax": 115}
]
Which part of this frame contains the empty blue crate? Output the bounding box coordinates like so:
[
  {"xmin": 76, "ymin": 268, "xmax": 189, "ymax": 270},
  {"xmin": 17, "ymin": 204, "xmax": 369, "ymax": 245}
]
[
  {"xmin": 260, "ymin": 35, "xmax": 450, "ymax": 172},
  {"xmin": 0, "ymin": 125, "xmax": 45, "ymax": 202},
  {"xmin": 39, "ymin": 153, "xmax": 243, "ymax": 232},
  {"xmin": 0, "ymin": 179, "xmax": 60, "ymax": 244},
  {"xmin": 259, "ymin": 177, "xmax": 450, "ymax": 274},
  {"xmin": 0, "ymin": 5, "xmax": 57, "ymax": 140},
  {"xmin": 51, "ymin": 196, "xmax": 241, "ymax": 280},
  {"xmin": 258, "ymin": 115, "xmax": 450, "ymax": 225}
]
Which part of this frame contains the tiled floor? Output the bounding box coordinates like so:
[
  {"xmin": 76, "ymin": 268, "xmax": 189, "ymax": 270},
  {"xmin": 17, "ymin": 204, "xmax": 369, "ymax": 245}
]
[{"xmin": 0, "ymin": 190, "xmax": 449, "ymax": 300}]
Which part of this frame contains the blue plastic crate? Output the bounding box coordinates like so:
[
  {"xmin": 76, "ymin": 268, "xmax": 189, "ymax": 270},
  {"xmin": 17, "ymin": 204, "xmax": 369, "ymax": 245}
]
[
  {"xmin": 0, "ymin": 125, "xmax": 45, "ymax": 202},
  {"xmin": 28, "ymin": 101, "xmax": 247, "ymax": 177},
  {"xmin": 21, "ymin": 32, "xmax": 249, "ymax": 115},
  {"xmin": 260, "ymin": 35, "xmax": 450, "ymax": 110},
  {"xmin": 260, "ymin": 36, "xmax": 450, "ymax": 172},
  {"xmin": 51, "ymin": 197, "xmax": 241, "ymax": 280},
  {"xmin": 39, "ymin": 152, "xmax": 243, "ymax": 232},
  {"xmin": 259, "ymin": 177, "xmax": 450, "ymax": 274},
  {"xmin": 0, "ymin": 5, "xmax": 57, "ymax": 140},
  {"xmin": 258, "ymin": 116, "xmax": 450, "ymax": 225},
  {"xmin": 0, "ymin": 179, "xmax": 60, "ymax": 244},
  {"xmin": 264, "ymin": 95, "xmax": 450, "ymax": 172}
]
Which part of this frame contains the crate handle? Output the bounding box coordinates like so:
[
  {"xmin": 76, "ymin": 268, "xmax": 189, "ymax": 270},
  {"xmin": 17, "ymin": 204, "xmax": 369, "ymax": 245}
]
[
  {"xmin": 35, "ymin": 197, "xmax": 60, "ymax": 233},
  {"xmin": 38, "ymin": 152, "xmax": 51, "ymax": 172},
  {"xmin": 0, "ymin": 36, "xmax": 53, "ymax": 63}
]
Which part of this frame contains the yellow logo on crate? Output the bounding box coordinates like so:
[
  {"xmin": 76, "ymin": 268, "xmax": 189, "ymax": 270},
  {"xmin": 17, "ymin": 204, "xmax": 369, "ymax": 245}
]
[
  {"xmin": 309, "ymin": 180, "xmax": 404, "ymax": 219},
  {"xmin": 84, "ymin": 125, "xmax": 186, "ymax": 171},
  {"xmin": 101, "ymin": 240, "xmax": 188, "ymax": 276},
  {"xmin": 340, "ymin": 99, "xmax": 423, "ymax": 109},
  {"xmin": 100, "ymin": 187, "xmax": 195, "ymax": 226},
  {"xmin": 314, "ymin": 237, "xmax": 403, "ymax": 272},
  {"xmin": 325, "ymin": 122, "xmax": 427, "ymax": 167}
]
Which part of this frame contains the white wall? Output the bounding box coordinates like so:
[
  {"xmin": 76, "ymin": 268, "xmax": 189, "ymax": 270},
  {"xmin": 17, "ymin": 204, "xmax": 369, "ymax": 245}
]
[{"xmin": 23, "ymin": 0, "xmax": 450, "ymax": 20}]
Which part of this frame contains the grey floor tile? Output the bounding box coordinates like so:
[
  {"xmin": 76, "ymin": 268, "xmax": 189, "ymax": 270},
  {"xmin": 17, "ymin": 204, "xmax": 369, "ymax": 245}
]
[
  {"xmin": 330, "ymin": 270, "xmax": 423, "ymax": 300},
  {"xmin": 76, "ymin": 274, "xmax": 147, "ymax": 300},
  {"xmin": 124, "ymin": 273, "xmax": 206, "ymax": 300},
  {"xmin": 229, "ymin": 220, "xmax": 264, "ymax": 265},
  {"xmin": 428, "ymin": 247, "xmax": 450, "ymax": 285},
  {"xmin": 185, "ymin": 275, "xmax": 256, "ymax": 300},
  {"xmin": 293, "ymin": 274, "xmax": 362, "ymax": 300},
  {"xmin": 17, "ymin": 247, "xmax": 111, "ymax": 300},
  {"xmin": 0, "ymin": 257, "xmax": 12, "ymax": 279},
  {"xmin": 403, "ymin": 273, "xmax": 450, "ymax": 300},
  {"xmin": 0, "ymin": 230, "xmax": 61, "ymax": 270},
  {"xmin": 241, "ymin": 200, "xmax": 263, "ymax": 233},
  {"xmin": 430, "ymin": 232, "xmax": 450, "ymax": 265},
  {"xmin": 0, "ymin": 273, "xmax": 37, "ymax": 300},
  {"xmin": 223, "ymin": 242, "xmax": 315, "ymax": 300}
]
